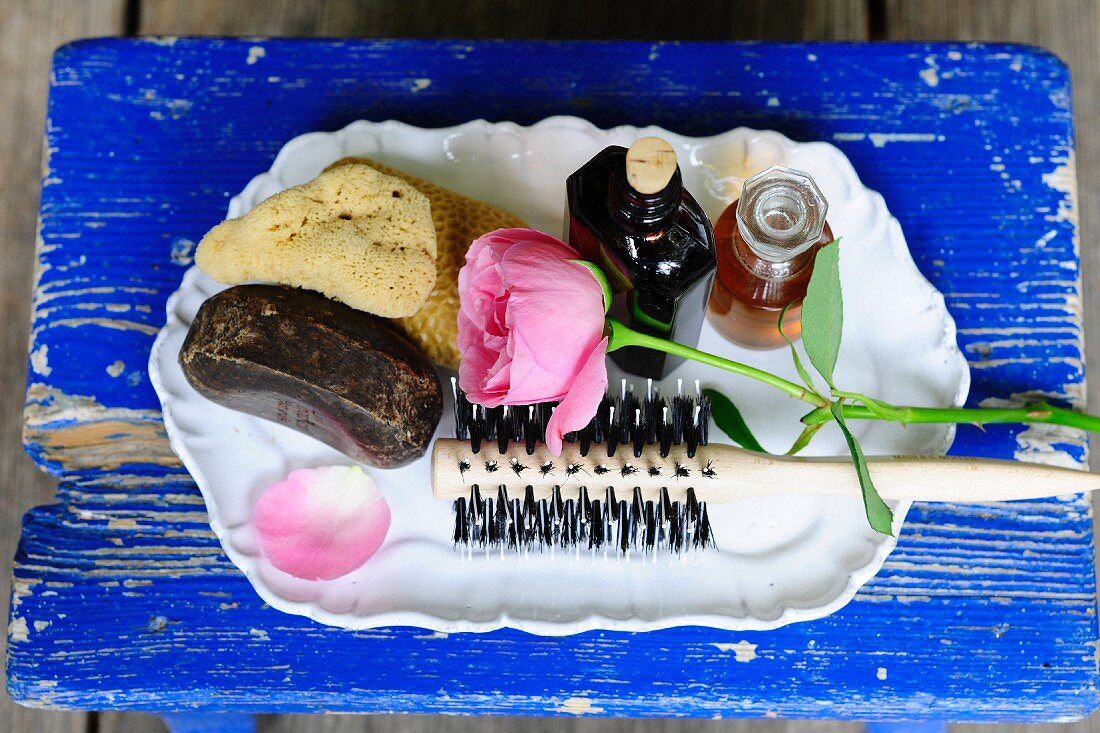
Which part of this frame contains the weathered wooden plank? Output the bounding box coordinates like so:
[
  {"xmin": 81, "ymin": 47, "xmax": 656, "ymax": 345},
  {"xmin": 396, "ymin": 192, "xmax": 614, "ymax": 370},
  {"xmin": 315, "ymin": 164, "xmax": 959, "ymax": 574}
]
[
  {"xmin": 9, "ymin": 38, "xmax": 1096, "ymax": 722},
  {"xmin": 881, "ymin": 19, "xmax": 1100, "ymax": 730},
  {"xmin": 0, "ymin": 2, "xmax": 122, "ymax": 732},
  {"xmin": 955, "ymin": 722, "xmax": 1100, "ymax": 733},
  {"xmin": 7, "ymin": 504, "xmax": 1098, "ymax": 720},
  {"xmin": 24, "ymin": 36, "xmax": 1087, "ymax": 477},
  {"xmin": 128, "ymin": 5, "xmax": 873, "ymax": 732},
  {"xmin": 137, "ymin": 0, "xmax": 868, "ymax": 40},
  {"xmin": 884, "ymin": 1, "xmax": 1100, "ymax": 451},
  {"xmin": 731, "ymin": 0, "xmax": 868, "ymax": 40},
  {"xmin": 958, "ymin": 723, "xmax": 1100, "ymax": 733},
  {"xmin": 26, "ymin": 37, "xmax": 1086, "ymax": 472},
  {"xmin": 126, "ymin": 4, "xmax": 861, "ymax": 729},
  {"xmin": 138, "ymin": 0, "xmax": 374, "ymax": 37}
]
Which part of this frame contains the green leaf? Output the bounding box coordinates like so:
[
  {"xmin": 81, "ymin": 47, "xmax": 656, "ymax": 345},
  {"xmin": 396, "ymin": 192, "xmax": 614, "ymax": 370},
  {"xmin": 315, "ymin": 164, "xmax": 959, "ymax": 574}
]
[
  {"xmin": 703, "ymin": 388, "xmax": 766, "ymax": 453},
  {"xmin": 778, "ymin": 301, "xmax": 818, "ymax": 392},
  {"xmin": 830, "ymin": 401, "xmax": 894, "ymax": 536},
  {"xmin": 569, "ymin": 259, "xmax": 613, "ymax": 314},
  {"xmin": 802, "ymin": 240, "xmax": 843, "ymax": 389},
  {"xmin": 786, "ymin": 421, "xmax": 825, "ymax": 456}
]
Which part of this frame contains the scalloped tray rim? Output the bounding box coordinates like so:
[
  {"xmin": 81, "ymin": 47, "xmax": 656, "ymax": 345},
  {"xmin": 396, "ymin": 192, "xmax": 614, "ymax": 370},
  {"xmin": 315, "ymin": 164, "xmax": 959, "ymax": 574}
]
[{"xmin": 148, "ymin": 116, "xmax": 970, "ymax": 634}]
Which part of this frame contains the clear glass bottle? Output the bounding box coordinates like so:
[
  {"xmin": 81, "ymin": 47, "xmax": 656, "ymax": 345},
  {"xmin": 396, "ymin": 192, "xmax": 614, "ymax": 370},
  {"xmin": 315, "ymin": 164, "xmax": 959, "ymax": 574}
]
[
  {"xmin": 566, "ymin": 137, "xmax": 716, "ymax": 379},
  {"xmin": 706, "ymin": 165, "xmax": 832, "ymax": 349}
]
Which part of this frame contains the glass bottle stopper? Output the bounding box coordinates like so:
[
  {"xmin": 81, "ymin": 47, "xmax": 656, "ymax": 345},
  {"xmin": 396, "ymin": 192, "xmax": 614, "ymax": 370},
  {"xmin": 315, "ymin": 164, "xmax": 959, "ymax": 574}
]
[{"xmin": 735, "ymin": 165, "xmax": 828, "ymax": 263}]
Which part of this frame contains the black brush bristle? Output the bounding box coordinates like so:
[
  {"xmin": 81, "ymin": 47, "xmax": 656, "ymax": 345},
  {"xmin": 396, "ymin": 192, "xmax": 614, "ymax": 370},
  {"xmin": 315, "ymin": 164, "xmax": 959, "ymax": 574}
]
[
  {"xmin": 451, "ymin": 378, "xmax": 470, "ymax": 440},
  {"xmin": 453, "ymin": 496, "xmax": 468, "ymax": 545},
  {"xmin": 451, "ymin": 384, "xmax": 715, "ymax": 555}
]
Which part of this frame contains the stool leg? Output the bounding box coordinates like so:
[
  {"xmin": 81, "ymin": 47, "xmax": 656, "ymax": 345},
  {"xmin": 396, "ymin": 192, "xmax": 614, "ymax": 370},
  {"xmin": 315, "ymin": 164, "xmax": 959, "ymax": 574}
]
[
  {"xmin": 160, "ymin": 713, "xmax": 256, "ymax": 733},
  {"xmin": 865, "ymin": 723, "xmax": 948, "ymax": 733}
]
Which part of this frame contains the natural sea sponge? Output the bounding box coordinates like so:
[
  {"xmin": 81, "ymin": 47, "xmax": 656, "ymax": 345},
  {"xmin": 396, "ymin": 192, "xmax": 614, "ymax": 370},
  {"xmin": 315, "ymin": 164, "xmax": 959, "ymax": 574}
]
[
  {"xmin": 327, "ymin": 158, "xmax": 527, "ymax": 369},
  {"xmin": 195, "ymin": 163, "xmax": 437, "ymax": 318}
]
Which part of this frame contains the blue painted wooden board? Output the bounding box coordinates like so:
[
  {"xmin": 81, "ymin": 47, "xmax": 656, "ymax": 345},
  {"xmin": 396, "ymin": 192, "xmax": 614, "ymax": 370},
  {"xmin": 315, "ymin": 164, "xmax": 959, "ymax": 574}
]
[{"xmin": 8, "ymin": 39, "xmax": 1096, "ymax": 722}]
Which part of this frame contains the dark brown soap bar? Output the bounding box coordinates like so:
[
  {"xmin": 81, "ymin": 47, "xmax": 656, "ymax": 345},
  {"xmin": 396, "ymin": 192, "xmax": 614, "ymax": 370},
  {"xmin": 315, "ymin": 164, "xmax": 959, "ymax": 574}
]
[{"xmin": 179, "ymin": 284, "xmax": 442, "ymax": 469}]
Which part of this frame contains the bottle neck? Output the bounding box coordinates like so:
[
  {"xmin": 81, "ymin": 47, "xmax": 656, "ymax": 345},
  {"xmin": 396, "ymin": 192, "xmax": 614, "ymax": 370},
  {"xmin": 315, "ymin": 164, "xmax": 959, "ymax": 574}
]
[
  {"xmin": 608, "ymin": 165, "xmax": 682, "ymax": 231},
  {"xmin": 735, "ymin": 179, "xmax": 819, "ymax": 263},
  {"xmin": 736, "ymin": 216, "xmax": 800, "ymax": 264},
  {"xmin": 724, "ymin": 199, "xmax": 827, "ymax": 280},
  {"xmin": 733, "ymin": 217, "xmax": 815, "ymax": 277}
]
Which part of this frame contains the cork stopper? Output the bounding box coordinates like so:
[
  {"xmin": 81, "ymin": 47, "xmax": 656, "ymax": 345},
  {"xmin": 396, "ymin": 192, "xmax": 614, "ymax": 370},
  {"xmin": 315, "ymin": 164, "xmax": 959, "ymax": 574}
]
[{"xmin": 625, "ymin": 137, "xmax": 678, "ymax": 194}]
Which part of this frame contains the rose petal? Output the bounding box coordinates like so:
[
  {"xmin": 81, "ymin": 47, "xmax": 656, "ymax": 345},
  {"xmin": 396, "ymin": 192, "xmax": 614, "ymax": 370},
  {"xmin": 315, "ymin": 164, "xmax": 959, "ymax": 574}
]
[
  {"xmin": 501, "ymin": 239, "xmax": 595, "ymax": 298},
  {"xmin": 492, "ymin": 228, "xmax": 582, "ymax": 260},
  {"xmin": 545, "ymin": 337, "xmax": 610, "ymax": 455},
  {"xmin": 253, "ymin": 465, "xmax": 390, "ymax": 580},
  {"xmin": 507, "ymin": 286, "xmax": 605, "ymax": 377},
  {"xmin": 457, "ymin": 313, "xmax": 500, "ymax": 403},
  {"xmin": 499, "ymin": 326, "xmax": 571, "ymax": 404},
  {"xmin": 456, "ymin": 228, "xmax": 609, "ymax": 416}
]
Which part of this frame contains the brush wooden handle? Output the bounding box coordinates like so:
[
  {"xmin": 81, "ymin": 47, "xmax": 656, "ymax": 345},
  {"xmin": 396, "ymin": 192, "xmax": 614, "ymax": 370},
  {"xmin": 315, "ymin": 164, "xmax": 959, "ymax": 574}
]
[{"xmin": 431, "ymin": 438, "xmax": 1100, "ymax": 503}]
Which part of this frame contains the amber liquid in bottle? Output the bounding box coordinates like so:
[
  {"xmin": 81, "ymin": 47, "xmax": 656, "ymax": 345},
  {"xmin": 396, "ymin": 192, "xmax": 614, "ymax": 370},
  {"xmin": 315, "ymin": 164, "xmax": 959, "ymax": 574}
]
[
  {"xmin": 708, "ymin": 208, "xmax": 833, "ymax": 348},
  {"xmin": 706, "ymin": 166, "xmax": 832, "ymax": 349}
]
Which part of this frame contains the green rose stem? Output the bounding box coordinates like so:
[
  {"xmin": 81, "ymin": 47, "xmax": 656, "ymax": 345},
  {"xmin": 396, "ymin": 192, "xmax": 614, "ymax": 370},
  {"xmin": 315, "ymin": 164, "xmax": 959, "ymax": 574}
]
[
  {"xmin": 584, "ymin": 252, "xmax": 1100, "ymax": 537},
  {"xmin": 800, "ymin": 402, "xmax": 1100, "ymax": 433},
  {"xmin": 606, "ymin": 317, "xmax": 1100, "ymax": 435},
  {"xmin": 605, "ymin": 318, "xmax": 828, "ymax": 408}
]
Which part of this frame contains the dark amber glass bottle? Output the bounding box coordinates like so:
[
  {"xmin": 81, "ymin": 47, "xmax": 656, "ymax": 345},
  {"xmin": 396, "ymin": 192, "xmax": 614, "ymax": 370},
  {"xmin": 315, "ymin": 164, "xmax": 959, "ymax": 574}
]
[
  {"xmin": 566, "ymin": 137, "xmax": 716, "ymax": 379},
  {"xmin": 706, "ymin": 165, "xmax": 832, "ymax": 349}
]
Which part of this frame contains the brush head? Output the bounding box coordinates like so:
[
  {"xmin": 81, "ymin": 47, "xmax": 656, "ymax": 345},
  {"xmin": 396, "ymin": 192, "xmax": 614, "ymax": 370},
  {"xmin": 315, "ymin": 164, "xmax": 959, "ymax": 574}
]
[{"xmin": 448, "ymin": 379, "xmax": 716, "ymax": 555}]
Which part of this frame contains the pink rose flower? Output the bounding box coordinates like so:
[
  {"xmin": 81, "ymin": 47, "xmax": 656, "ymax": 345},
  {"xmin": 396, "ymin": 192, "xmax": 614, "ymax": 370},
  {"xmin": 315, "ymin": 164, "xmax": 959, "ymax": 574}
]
[{"xmin": 457, "ymin": 228, "xmax": 609, "ymax": 455}]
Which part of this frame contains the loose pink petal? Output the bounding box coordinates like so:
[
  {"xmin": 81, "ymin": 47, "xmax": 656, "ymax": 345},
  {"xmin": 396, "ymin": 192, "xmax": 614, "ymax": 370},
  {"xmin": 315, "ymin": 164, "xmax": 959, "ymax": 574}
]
[
  {"xmin": 253, "ymin": 465, "xmax": 390, "ymax": 581},
  {"xmin": 545, "ymin": 337, "xmax": 610, "ymax": 455}
]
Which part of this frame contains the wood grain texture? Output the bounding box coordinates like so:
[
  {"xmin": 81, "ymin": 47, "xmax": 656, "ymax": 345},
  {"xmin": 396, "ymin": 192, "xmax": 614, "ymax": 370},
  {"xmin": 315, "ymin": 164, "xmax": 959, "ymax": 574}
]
[
  {"xmin": 884, "ymin": 2, "xmax": 1100, "ymax": 447},
  {"xmin": 9, "ymin": 38, "xmax": 1095, "ymax": 725},
  {"xmin": 0, "ymin": 3, "xmax": 122, "ymax": 733},
  {"xmin": 113, "ymin": 5, "xmax": 862, "ymax": 731},
  {"xmin": 137, "ymin": 0, "xmax": 867, "ymax": 40},
  {"xmin": 7, "ymin": 1, "xmax": 1100, "ymax": 731},
  {"xmin": 883, "ymin": 10, "xmax": 1100, "ymax": 731}
]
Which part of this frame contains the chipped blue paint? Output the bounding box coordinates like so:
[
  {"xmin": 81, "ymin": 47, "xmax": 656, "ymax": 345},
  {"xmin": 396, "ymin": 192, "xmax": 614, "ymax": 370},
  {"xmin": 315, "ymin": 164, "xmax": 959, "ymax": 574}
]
[{"xmin": 8, "ymin": 39, "xmax": 1096, "ymax": 722}]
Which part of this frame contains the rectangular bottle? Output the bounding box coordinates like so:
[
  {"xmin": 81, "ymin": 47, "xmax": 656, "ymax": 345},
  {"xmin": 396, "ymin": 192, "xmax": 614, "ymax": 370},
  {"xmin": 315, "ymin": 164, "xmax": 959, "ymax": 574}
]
[{"xmin": 565, "ymin": 137, "xmax": 717, "ymax": 379}]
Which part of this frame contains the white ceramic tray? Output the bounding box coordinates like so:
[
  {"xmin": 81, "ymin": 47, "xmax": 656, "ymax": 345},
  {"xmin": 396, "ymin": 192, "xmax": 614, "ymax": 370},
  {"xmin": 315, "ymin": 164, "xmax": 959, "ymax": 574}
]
[{"xmin": 149, "ymin": 117, "xmax": 969, "ymax": 634}]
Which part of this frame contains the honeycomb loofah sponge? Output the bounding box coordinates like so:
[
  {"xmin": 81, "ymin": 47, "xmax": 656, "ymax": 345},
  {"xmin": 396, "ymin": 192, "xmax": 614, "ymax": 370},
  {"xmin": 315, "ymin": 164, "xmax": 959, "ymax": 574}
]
[
  {"xmin": 195, "ymin": 163, "xmax": 437, "ymax": 318},
  {"xmin": 328, "ymin": 157, "xmax": 527, "ymax": 369}
]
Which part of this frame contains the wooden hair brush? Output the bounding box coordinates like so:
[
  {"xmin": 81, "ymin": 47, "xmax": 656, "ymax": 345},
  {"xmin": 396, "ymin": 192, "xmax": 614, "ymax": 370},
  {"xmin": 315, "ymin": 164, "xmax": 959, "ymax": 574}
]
[{"xmin": 434, "ymin": 381, "xmax": 1100, "ymax": 554}]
